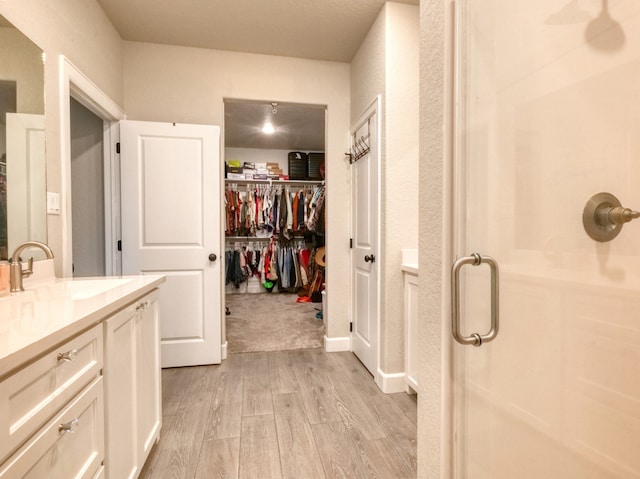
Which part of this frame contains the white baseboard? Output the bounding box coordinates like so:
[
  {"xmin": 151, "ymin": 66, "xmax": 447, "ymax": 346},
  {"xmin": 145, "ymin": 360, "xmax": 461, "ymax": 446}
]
[
  {"xmin": 324, "ymin": 335, "xmax": 351, "ymax": 352},
  {"xmin": 221, "ymin": 340, "xmax": 228, "ymax": 360},
  {"xmin": 376, "ymin": 369, "xmax": 406, "ymax": 394}
]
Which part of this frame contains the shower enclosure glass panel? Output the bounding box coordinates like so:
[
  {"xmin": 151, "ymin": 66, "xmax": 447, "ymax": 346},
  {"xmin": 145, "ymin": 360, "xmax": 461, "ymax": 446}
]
[{"xmin": 453, "ymin": 0, "xmax": 640, "ymax": 477}]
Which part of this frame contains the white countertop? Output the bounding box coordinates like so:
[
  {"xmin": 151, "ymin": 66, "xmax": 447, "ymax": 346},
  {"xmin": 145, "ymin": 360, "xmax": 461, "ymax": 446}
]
[
  {"xmin": 0, "ymin": 275, "xmax": 165, "ymax": 378},
  {"xmin": 401, "ymin": 248, "xmax": 418, "ymax": 275}
]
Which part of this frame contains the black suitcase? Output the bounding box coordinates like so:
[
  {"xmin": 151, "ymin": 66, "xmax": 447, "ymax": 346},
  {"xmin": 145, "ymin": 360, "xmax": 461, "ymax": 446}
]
[
  {"xmin": 307, "ymin": 152, "xmax": 325, "ymax": 180},
  {"xmin": 288, "ymin": 151, "xmax": 308, "ymax": 180}
]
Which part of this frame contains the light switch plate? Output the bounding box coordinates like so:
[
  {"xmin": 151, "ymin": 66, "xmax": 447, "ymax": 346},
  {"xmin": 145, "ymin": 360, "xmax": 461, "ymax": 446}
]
[{"xmin": 47, "ymin": 192, "xmax": 61, "ymax": 215}]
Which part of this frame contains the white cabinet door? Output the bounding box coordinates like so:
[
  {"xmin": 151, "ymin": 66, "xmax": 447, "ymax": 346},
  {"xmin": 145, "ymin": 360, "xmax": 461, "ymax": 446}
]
[
  {"xmin": 403, "ymin": 272, "xmax": 419, "ymax": 393},
  {"xmin": 135, "ymin": 291, "xmax": 161, "ymax": 465},
  {"xmin": 104, "ymin": 302, "xmax": 138, "ymax": 479},
  {"xmin": 120, "ymin": 120, "xmax": 222, "ymax": 368},
  {"xmin": 104, "ymin": 291, "xmax": 162, "ymax": 479}
]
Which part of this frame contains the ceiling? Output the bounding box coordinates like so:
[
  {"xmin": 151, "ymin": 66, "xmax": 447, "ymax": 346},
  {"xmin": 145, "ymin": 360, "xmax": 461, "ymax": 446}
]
[
  {"xmin": 96, "ymin": 0, "xmax": 419, "ymax": 63},
  {"xmin": 224, "ymin": 100, "xmax": 326, "ymax": 151},
  {"xmin": 96, "ymin": 0, "xmax": 419, "ymax": 151}
]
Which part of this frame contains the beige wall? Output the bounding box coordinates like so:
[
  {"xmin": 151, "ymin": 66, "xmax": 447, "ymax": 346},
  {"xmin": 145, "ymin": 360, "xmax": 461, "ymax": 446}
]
[
  {"xmin": 0, "ymin": 0, "xmax": 123, "ymax": 273},
  {"xmin": 351, "ymin": 3, "xmax": 419, "ymax": 376},
  {"xmin": 123, "ymin": 42, "xmax": 352, "ymax": 340}
]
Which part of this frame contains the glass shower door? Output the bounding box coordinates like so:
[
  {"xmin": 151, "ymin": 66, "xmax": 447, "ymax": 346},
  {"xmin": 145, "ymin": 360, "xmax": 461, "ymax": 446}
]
[{"xmin": 452, "ymin": 0, "xmax": 640, "ymax": 477}]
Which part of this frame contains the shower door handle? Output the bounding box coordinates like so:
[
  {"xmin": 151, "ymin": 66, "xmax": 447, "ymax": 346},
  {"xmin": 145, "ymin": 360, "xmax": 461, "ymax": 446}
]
[{"xmin": 451, "ymin": 253, "xmax": 499, "ymax": 347}]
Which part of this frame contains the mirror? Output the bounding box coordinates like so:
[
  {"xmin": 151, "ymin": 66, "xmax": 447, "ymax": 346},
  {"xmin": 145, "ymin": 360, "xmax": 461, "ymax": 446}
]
[{"xmin": 0, "ymin": 14, "xmax": 46, "ymax": 260}]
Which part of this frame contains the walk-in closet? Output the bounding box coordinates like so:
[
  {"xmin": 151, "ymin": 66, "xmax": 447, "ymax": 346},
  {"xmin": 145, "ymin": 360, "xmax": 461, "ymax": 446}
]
[{"xmin": 223, "ymin": 100, "xmax": 327, "ymax": 353}]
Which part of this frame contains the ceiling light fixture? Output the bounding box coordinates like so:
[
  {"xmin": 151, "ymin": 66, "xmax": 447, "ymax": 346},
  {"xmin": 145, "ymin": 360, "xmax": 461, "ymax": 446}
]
[
  {"xmin": 262, "ymin": 102, "xmax": 278, "ymax": 134},
  {"xmin": 262, "ymin": 122, "xmax": 275, "ymax": 134}
]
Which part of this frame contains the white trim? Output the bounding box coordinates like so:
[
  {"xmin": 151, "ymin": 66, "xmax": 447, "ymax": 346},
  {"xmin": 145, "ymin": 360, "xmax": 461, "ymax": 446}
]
[
  {"xmin": 376, "ymin": 369, "xmax": 406, "ymax": 394},
  {"xmin": 59, "ymin": 55, "xmax": 126, "ymax": 277},
  {"xmin": 103, "ymin": 122, "xmax": 122, "ymax": 276},
  {"xmin": 324, "ymin": 335, "xmax": 351, "ymax": 352},
  {"xmin": 221, "ymin": 340, "xmax": 228, "ymax": 360}
]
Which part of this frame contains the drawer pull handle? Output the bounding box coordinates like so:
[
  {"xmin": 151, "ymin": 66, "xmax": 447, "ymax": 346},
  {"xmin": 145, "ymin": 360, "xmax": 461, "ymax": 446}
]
[
  {"xmin": 58, "ymin": 418, "xmax": 80, "ymax": 434},
  {"xmin": 57, "ymin": 349, "xmax": 78, "ymax": 362}
]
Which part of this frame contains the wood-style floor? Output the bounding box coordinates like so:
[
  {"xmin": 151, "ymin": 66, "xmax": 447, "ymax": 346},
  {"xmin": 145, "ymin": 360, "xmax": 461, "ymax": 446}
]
[{"xmin": 139, "ymin": 348, "xmax": 417, "ymax": 479}]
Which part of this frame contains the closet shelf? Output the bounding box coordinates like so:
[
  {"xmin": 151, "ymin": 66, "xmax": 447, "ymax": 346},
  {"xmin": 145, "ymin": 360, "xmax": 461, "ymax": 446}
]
[
  {"xmin": 224, "ymin": 178, "xmax": 323, "ymax": 187},
  {"xmin": 225, "ymin": 235, "xmax": 307, "ymax": 241}
]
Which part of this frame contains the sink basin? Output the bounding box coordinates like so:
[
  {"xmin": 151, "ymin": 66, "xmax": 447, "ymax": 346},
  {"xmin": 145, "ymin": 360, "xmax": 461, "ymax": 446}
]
[{"xmin": 65, "ymin": 278, "xmax": 133, "ymax": 300}]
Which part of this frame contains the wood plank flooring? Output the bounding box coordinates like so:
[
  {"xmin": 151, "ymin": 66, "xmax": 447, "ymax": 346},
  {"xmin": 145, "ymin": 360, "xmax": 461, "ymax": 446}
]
[{"xmin": 139, "ymin": 349, "xmax": 417, "ymax": 479}]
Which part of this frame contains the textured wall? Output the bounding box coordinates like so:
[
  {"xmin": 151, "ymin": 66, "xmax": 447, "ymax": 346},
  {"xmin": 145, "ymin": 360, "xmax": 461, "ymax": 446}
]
[
  {"xmin": 351, "ymin": 3, "xmax": 419, "ymax": 377},
  {"xmin": 418, "ymin": 0, "xmax": 450, "ymax": 476},
  {"xmin": 123, "ymin": 42, "xmax": 351, "ymax": 339},
  {"xmin": 383, "ymin": 3, "xmax": 419, "ymax": 374},
  {"xmin": 351, "ymin": 7, "xmax": 386, "ymax": 120}
]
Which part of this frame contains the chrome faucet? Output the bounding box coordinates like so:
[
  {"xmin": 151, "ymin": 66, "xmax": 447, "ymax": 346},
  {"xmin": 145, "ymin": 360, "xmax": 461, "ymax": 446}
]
[{"xmin": 10, "ymin": 241, "xmax": 54, "ymax": 292}]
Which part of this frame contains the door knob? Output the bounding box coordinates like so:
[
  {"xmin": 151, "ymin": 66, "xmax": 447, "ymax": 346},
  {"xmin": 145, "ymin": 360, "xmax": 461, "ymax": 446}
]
[
  {"xmin": 364, "ymin": 254, "xmax": 375, "ymax": 263},
  {"xmin": 209, "ymin": 253, "xmax": 217, "ymax": 262}
]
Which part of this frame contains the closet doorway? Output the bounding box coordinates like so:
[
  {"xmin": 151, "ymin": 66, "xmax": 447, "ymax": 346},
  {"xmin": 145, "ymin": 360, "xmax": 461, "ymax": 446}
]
[
  {"xmin": 223, "ymin": 99, "xmax": 327, "ymax": 354},
  {"xmin": 70, "ymin": 98, "xmax": 106, "ymax": 277}
]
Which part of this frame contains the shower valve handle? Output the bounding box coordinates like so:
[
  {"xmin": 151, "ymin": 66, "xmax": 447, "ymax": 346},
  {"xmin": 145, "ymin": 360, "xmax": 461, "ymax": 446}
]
[
  {"xmin": 583, "ymin": 192, "xmax": 640, "ymax": 242},
  {"xmin": 597, "ymin": 205, "xmax": 640, "ymax": 226}
]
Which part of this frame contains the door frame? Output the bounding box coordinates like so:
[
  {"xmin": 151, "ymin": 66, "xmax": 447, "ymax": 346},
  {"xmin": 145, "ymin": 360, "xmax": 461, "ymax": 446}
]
[
  {"xmin": 349, "ymin": 95, "xmax": 382, "ymax": 380},
  {"xmin": 59, "ymin": 55, "xmax": 126, "ymax": 277}
]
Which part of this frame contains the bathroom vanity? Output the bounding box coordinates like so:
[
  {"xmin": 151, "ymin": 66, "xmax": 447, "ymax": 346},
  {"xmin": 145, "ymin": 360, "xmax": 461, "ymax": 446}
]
[
  {"xmin": 402, "ymin": 249, "xmax": 418, "ymax": 394},
  {"xmin": 0, "ymin": 274, "xmax": 165, "ymax": 479}
]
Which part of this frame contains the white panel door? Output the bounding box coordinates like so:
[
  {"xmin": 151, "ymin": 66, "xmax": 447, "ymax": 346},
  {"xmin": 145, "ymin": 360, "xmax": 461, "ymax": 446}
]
[
  {"xmin": 120, "ymin": 120, "xmax": 221, "ymax": 367},
  {"xmin": 6, "ymin": 113, "xmax": 46, "ymax": 254},
  {"xmin": 351, "ymin": 101, "xmax": 379, "ymax": 376},
  {"xmin": 451, "ymin": 0, "xmax": 640, "ymax": 477}
]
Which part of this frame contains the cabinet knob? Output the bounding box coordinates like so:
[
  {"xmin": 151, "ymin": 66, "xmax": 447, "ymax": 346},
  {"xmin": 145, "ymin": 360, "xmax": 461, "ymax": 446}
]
[
  {"xmin": 58, "ymin": 418, "xmax": 80, "ymax": 434},
  {"xmin": 57, "ymin": 349, "xmax": 78, "ymax": 362},
  {"xmin": 209, "ymin": 253, "xmax": 217, "ymax": 262},
  {"xmin": 136, "ymin": 301, "xmax": 150, "ymax": 312}
]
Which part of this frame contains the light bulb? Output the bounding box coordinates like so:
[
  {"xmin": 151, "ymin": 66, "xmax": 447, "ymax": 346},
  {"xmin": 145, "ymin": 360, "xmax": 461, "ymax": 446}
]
[{"xmin": 262, "ymin": 122, "xmax": 275, "ymax": 134}]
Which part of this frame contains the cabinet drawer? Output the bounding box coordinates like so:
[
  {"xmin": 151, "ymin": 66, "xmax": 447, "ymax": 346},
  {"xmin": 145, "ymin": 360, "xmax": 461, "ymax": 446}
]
[
  {"xmin": 0, "ymin": 377, "xmax": 104, "ymax": 479},
  {"xmin": 0, "ymin": 324, "xmax": 103, "ymax": 462}
]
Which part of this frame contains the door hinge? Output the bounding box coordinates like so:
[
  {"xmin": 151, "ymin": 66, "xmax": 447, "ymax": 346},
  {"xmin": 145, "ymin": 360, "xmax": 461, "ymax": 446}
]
[
  {"xmin": 350, "ymin": 322, "xmax": 353, "ymax": 332},
  {"xmin": 117, "ymin": 240, "xmax": 122, "ymax": 252},
  {"xmin": 350, "ymin": 238, "xmax": 353, "ymax": 249},
  {"xmin": 116, "ymin": 142, "xmax": 120, "ymax": 154}
]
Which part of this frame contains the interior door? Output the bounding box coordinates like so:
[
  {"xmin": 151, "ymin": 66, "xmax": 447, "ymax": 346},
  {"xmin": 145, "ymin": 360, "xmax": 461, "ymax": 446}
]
[
  {"xmin": 120, "ymin": 120, "xmax": 221, "ymax": 367},
  {"xmin": 452, "ymin": 0, "xmax": 640, "ymax": 477},
  {"xmin": 351, "ymin": 101, "xmax": 379, "ymax": 376}
]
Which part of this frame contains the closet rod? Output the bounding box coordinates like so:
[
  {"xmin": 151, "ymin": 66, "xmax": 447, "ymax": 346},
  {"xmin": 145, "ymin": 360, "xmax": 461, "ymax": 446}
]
[{"xmin": 225, "ymin": 236, "xmax": 273, "ymax": 241}]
